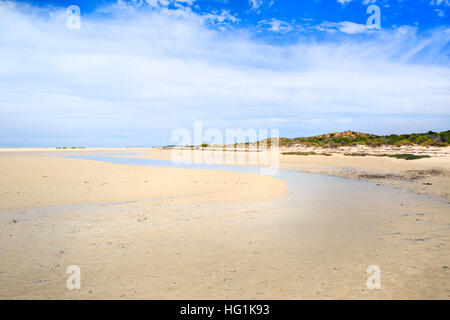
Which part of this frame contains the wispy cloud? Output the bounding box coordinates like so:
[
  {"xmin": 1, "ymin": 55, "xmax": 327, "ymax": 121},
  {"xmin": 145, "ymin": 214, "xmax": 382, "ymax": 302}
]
[
  {"xmin": 336, "ymin": 0, "xmax": 355, "ymax": 6},
  {"xmin": 0, "ymin": 1, "xmax": 449, "ymax": 146},
  {"xmin": 249, "ymin": 0, "xmax": 264, "ymax": 10},
  {"xmin": 258, "ymin": 18, "xmax": 292, "ymax": 32},
  {"xmin": 316, "ymin": 21, "xmax": 368, "ymax": 34},
  {"xmin": 429, "ymin": 0, "xmax": 450, "ymax": 6},
  {"xmin": 362, "ymin": 0, "xmax": 377, "ymax": 5}
]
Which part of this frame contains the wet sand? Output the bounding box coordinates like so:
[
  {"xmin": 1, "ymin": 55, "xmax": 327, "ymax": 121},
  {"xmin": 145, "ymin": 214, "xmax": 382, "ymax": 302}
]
[
  {"xmin": 127, "ymin": 147, "xmax": 450, "ymax": 200},
  {"xmin": 0, "ymin": 149, "xmax": 449, "ymax": 299},
  {"xmin": 0, "ymin": 152, "xmax": 287, "ymax": 212}
]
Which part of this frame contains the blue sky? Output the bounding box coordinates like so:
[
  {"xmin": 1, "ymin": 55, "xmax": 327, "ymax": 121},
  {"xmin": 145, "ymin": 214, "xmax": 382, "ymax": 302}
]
[
  {"xmin": 0, "ymin": 0, "xmax": 449, "ymax": 147},
  {"xmin": 17, "ymin": 0, "xmax": 449, "ymax": 29}
]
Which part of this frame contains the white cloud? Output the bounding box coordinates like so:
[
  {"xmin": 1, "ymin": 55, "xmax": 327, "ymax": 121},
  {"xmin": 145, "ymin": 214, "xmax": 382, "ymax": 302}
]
[
  {"xmin": 203, "ymin": 10, "xmax": 239, "ymax": 24},
  {"xmin": 317, "ymin": 21, "xmax": 368, "ymax": 34},
  {"xmin": 336, "ymin": 21, "xmax": 368, "ymax": 34},
  {"xmin": 258, "ymin": 18, "xmax": 292, "ymax": 32},
  {"xmin": 430, "ymin": 0, "xmax": 450, "ymax": 6},
  {"xmin": 336, "ymin": 0, "xmax": 354, "ymax": 6},
  {"xmin": 249, "ymin": 0, "xmax": 264, "ymax": 10},
  {"xmin": 435, "ymin": 8, "xmax": 446, "ymax": 16},
  {"xmin": 0, "ymin": 2, "xmax": 449, "ymax": 146}
]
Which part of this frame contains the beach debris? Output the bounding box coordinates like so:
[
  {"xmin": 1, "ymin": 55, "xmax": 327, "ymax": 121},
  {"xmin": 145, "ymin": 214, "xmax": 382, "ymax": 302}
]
[
  {"xmin": 399, "ymin": 213, "xmax": 424, "ymax": 217},
  {"xmin": 359, "ymin": 173, "xmax": 405, "ymax": 180}
]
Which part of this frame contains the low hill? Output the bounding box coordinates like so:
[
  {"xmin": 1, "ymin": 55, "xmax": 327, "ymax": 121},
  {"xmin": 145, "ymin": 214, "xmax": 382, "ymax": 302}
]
[{"xmin": 267, "ymin": 130, "xmax": 450, "ymax": 147}]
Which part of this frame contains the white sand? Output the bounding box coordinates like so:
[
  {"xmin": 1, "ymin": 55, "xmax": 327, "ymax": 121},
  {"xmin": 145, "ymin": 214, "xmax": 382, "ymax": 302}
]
[{"xmin": 0, "ymin": 149, "xmax": 448, "ymax": 299}]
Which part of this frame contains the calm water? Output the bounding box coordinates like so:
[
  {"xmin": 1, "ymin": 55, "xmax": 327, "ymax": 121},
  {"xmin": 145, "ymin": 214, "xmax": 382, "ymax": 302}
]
[{"xmin": 67, "ymin": 152, "xmax": 440, "ymax": 209}]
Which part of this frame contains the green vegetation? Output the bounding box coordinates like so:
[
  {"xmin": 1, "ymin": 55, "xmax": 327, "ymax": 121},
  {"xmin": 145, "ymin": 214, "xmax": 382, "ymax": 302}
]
[
  {"xmin": 344, "ymin": 152, "xmax": 368, "ymax": 156},
  {"xmin": 343, "ymin": 153, "xmax": 431, "ymax": 160},
  {"xmin": 282, "ymin": 151, "xmax": 332, "ymax": 156},
  {"xmin": 381, "ymin": 154, "xmax": 431, "ymax": 160},
  {"xmin": 281, "ymin": 151, "xmax": 431, "ymax": 160},
  {"xmin": 201, "ymin": 143, "xmax": 209, "ymax": 148},
  {"xmin": 271, "ymin": 130, "xmax": 450, "ymax": 147}
]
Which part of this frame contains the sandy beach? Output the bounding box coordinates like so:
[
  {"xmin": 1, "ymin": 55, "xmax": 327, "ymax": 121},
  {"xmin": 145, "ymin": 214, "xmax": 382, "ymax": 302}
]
[
  {"xmin": 0, "ymin": 148, "xmax": 449, "ymax": 299},
  {"xmin": 0, "ymin": 151, "xmax": 287, "ymax": 212},
  {"xmin": 2, "ymin": 0, "xmax": 450, "ymax": 306},
  {"xmin": 120, "ymin": 146, "xmax": 450, "ymax": 200}
]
